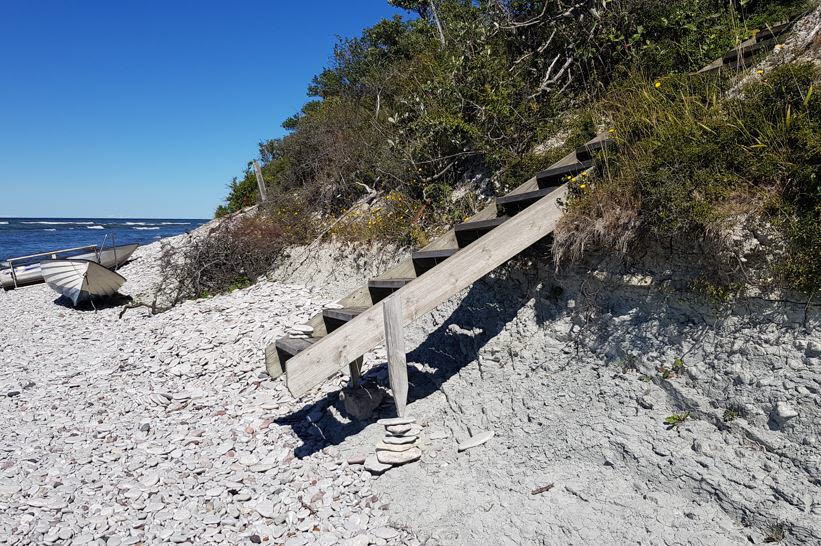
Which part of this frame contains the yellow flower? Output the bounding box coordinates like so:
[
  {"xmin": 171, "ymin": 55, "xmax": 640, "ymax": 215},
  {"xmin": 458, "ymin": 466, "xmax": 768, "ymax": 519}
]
[
  {"xmin": 756, "ymin": 69, "xmax": 764, "ymax": 75},
  {"xmin": 608, "ymin": 128, "xmax": 616, "ymax": 134},
  {"xmin": 654, "ymin": 81, "xmax": 662, "ymax": 89},
  {"xmin": 579, "ymin": 184, "xmax": 587, "ymax": 189}
]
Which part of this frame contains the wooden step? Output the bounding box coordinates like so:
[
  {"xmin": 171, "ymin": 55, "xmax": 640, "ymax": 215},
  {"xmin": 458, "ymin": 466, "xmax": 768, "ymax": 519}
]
[
  {"xmin": 496, "ymin": 188, "xmax": 558, "ymax": 216},
  {"xmin": 323, "ymin": 307, "xmax": 368, "ymax": 333},
  {"xmin": 274, "ymin": 337, "xmax": 315, "ymax": 370},
  {"xmin": 536, "ymin": 160, "xmax": 594, "ymax": 188},
  {"xmin": 368, "ymin": 278, "xmax": 413, "ymax": 303},
  {"xmin": 722, "ymin": 39, "xmax": 774, "ymax": 64},
  {"xmin": 754, "ymin": 21, "xmax": 792, "ymax": 43},
  {"xmin": 412, "ymin": 248, "xmax": 458, "ymax": 276},
  {"xmin": 282, "ymin": 184, "xmax": 569, "ymax": 397},
  {"xmin": 454, "ymin": 217, "xmax": 508, "ymax": 248},
  {"xmin": 575, "ymin": 138, "xmax": 615, "ymax": 162}
]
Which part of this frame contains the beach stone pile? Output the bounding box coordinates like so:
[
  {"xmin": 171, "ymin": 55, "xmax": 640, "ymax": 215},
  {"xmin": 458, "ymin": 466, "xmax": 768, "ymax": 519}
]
[
  {"xmin": 0, "ymin": 239, "xmax": 416, "ymax": 546},
  {"xmin": 363, "ymin": 418, "xmax": 421, "ymax": 475}
]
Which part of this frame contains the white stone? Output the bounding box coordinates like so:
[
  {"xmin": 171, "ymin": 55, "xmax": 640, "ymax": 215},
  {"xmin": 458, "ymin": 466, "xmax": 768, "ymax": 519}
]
[
  {"xmin": 377, "ymin": 417, "xmax": 416, "ymax": 426},
  {"xmin": 457, "ymin": 430, "xmax": 494, "ymax": 452},
  {"xmin": 363, "ymin": 455, "xmax": 391, "ymax": 475},
  {"xmin": 375, "ymin": 441, "xmax": 417, "ymax": 452},
  {"xmin": 376, "ymin": 447, "xmax": 422, "ymax": 466},
  {"xmin": 383, "ymin": 435, "xmax": 418, "ymax": 445},
  {"xmin": 773, "ymin": 401, "xmax": 798, "ymax": 424}
]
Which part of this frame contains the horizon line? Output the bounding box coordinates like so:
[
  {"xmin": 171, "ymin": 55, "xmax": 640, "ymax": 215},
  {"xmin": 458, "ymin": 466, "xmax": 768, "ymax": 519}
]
[{"xmin": 0, "ymin": 215, "xmax": 210, "ymax": 220}]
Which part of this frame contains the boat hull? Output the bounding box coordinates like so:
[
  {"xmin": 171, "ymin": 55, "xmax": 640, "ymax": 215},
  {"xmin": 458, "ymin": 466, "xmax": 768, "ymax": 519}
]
[
  {"xmin": 0, "ymin": 244, "xmax": 138, "ymax": 290},
  {"xmin": 40, "ymin": 260, "xmax": 126, "ymax": 306}
]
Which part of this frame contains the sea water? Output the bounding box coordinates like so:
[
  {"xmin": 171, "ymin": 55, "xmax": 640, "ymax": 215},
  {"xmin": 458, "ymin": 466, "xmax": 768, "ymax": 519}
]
[{"xmin": 0, "ymin": 218, "xmax": 208, "ymax": 260}]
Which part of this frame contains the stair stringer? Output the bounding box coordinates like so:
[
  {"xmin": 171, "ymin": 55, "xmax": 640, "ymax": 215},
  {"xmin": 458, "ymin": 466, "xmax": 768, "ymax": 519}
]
[{"xmin": 284, "ymin": 183, "xmax": 568, "ymax": 397}]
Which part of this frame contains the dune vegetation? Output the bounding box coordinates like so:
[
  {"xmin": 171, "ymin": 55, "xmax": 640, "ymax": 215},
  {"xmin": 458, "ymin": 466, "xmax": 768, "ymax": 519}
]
[{"xmin": 208, "ymin": 0, "xmax": 816, "ymax": 296}]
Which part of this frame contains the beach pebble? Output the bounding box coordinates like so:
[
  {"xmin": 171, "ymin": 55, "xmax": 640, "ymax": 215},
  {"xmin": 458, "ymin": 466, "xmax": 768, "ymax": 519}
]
[
  {"xmin": 383, "ymin": 435, "xmax": 418, "ymax": 445},
  {"xmin": 0, "ymin": 234, "xmax": 410, "ymax": 546},
  {"xmin": 364, "ymin": 455, "xmax": 392, "ymax": 475},
  {"xmin": 377, "ymin": 447, "xmax": 422, "ymax": 466},
  {"xmin": 385, "ymin": 423, "xmax": 413, "ymax": 434},
  {"xmin": 377, "ymin": 417, "xmax": 416, "ymax": 426},
  {"xmin": 457, "ymin": 430, "xmax": 494, "ymax": 452},
  {"xmin": 376, "ymin": 441, "xmax": 417, "ymax": 452},
  {"xmin": 772, "ymin": 401, "xmax": 799, "ymax": 424}
]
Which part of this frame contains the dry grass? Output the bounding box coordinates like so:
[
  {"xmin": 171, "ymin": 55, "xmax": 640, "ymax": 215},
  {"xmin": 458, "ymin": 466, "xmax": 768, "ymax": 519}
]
[{"xmin": 552, "ymin": 62, "xmax": 820, "ymax": 293}]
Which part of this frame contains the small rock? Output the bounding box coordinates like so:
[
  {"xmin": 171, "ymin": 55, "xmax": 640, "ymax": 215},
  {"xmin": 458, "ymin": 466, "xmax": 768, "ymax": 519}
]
[
  {"xmin": 385, "ymin": 424, "xmax": 412, "ymax": 435},
  {"xmin": 376, "ymin": 447, "xmax": 421, "ymax": 465},
  {"xmin": 377, "ymin": 417, "xmax": 415, "ymax": 426},
  {"xmin": 457, "ymin": 430, "xmax": 494, "ymax": 452},
  {"xmin": 371, "ymin": 527, "xmax": 399, "ymax": 540},
  {"xmin": 364, "ymin": 454, "xmax": 392, "ymax": 475},
  {"xmin": 383, "ymin": 435, "xmax": 417, "ymax": 445},
  {"xmin": 375, "ymin": 441, "xmax": 417, "ymax": 452},
  {"xmin": 772, "ymin": 401, "xmax": 798, "ymax": 424},
  {"xmin": 343, "ymin": 535, "xmax": 371, "ymax": 546},
  {"xmin": 347, "ymin": 455, "xmax": 366, "ymax": 465},
  {"xmin": 255, "ymin": 501, "xmax": 275, "ymax": 519}
]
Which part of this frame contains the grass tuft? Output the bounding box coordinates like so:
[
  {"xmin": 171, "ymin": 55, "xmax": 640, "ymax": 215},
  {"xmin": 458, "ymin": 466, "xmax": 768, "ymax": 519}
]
[{"xmin": 556, "ymin": 62, "xmax": 820, "ymax": 294}]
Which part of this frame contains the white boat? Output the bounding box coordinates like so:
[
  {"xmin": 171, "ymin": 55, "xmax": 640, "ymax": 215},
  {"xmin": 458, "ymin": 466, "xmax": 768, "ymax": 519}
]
[
  {"xmin": 40, "ymin": 259, "xmax": 126, "ymax": 306},
  {"xmin": 0, "ymin": 243, "xmax": 138, "ymax": 290}
]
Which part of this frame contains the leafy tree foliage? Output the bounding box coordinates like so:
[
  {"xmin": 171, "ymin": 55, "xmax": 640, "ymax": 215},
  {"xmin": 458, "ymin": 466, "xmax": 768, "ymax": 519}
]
[{"xmin": 217, "ymin": 0, "xmax": 805, "ymax": 226}]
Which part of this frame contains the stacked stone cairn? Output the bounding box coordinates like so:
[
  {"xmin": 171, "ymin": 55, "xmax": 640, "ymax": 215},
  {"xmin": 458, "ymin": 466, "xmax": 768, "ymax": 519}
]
[{"xmin": 364, "ymin": 417, "xmax": 422, "ymax": 474}]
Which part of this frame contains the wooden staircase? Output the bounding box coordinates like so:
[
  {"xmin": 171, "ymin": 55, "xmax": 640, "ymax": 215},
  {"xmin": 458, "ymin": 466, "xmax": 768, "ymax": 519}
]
[
  {"xmin": 698, "ymin": 18, "xmax": 796, "ymax": 74},
  {"xmin": 266, "ymin": 133, "xmax": 613, "ymax": 397},
  {"xmin": 265, "ymin": 17, "xmax": 798, "ymax": 400}
]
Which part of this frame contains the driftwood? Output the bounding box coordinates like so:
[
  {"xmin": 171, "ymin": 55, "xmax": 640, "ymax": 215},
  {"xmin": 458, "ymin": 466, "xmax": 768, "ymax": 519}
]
[{"xmin": 531, "ymin": 483, "xmax": 555, "ymax": 495}]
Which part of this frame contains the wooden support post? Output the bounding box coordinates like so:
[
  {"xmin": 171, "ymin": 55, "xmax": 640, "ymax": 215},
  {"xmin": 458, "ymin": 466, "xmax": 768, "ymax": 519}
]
[
  {"xmin": 382, "ymin": 295, "xmax": 408, "ymax": 417},
  {"xmin": 253, "ymin": 160, "xmax": 267, "ymax": 203},
  {"xmin": 348, "ymin": 357, "xmax": 363, "ymax": 387}
]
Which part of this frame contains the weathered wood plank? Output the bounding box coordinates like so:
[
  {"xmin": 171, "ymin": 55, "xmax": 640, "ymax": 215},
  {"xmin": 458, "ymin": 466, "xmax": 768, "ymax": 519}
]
[
  {"xmin": 253, "ymin": 160, "xmax": 267, "ymax": 203},
  {"xmin": 348, "ymin": 357, "xmax": 363, "ymax": 387},
  {"xmin": 285, "ymin": 183, "xmax": 568, "ymax": 397},
  {"xmin": 383, "ymin": 295, "xmax": 408, "ymax": 417},
  {"xmin": 265, "ymin": 142, "xmax": 603, "ymax": 384}
]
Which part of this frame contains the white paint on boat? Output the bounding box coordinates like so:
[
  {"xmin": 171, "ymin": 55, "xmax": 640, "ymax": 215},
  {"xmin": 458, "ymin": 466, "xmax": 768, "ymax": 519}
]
[
  {"xmin": 40, "ymin": 260, "xmax": 126, "ymax": 306},
  {"xmin": 0, "ymin": 243, "xmax": 138, "ymax": 290}
]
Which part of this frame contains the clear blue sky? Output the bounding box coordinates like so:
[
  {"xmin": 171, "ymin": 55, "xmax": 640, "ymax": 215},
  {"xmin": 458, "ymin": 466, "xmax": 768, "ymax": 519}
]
[{"xmin": 0, "ymin": 1, "xmax": 403, "ymax": 219}]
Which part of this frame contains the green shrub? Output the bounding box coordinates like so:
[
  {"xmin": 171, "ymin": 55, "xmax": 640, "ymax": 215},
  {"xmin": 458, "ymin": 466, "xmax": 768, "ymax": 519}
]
[{"xmin": 558, "ymin": 62, "xmax": 820, "ymax": 294}]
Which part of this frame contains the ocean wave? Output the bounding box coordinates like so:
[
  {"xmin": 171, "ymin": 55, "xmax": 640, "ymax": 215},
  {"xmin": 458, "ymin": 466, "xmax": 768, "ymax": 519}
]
[
  {"xmin": 44, "ymin": 228, "xmax": 57, "ymax": 232},
  {"xmin": 0, "ymin": 221, "xmax": 8, "ymax": 225},
  {"xmin": 87, "ymin": 225, "xmax": 104, "ymax": 229},
  {"xmin": 160, "ymin": 222, "xmax": 190, "ymax": 225},
  {"xmin": 134, "ymin": 226, "xmax": 159, "ymax": 230},
  {"xmin": 22, "ymin": 221, "xmax": 94, "ymax": 225},
  {"xmin": 124, "ymin": 222, "xmax": 155, "ymax": 226}
]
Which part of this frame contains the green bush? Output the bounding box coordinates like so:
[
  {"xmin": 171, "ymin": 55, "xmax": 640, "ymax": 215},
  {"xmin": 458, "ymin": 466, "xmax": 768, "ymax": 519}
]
[{"xmin": 559, "ymin": 62, "xmax": 820, "ymax": 293}]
